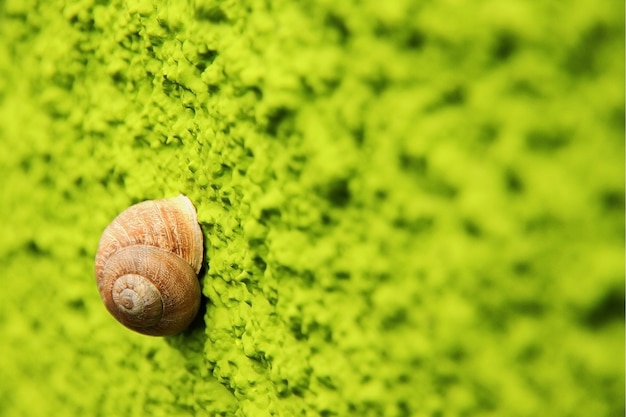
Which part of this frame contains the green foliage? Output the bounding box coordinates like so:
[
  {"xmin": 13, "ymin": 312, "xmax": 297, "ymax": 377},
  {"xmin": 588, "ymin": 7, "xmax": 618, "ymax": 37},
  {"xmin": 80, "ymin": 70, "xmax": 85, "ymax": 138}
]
[{"xmin": 0, "ymin": 0, "xmax": 623, "ymax": 416}]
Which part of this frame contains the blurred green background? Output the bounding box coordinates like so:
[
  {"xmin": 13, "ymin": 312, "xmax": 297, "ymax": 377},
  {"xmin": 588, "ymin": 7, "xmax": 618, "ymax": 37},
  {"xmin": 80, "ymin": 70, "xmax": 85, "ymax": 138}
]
[{"xmin": 0, "ymin": 0, "xmax": 623, "ymax": 416}]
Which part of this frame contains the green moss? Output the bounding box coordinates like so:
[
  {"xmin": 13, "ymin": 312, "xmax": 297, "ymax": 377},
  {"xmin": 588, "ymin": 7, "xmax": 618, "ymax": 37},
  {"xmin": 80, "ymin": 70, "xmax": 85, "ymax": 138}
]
[{"xmin": 0, "ymin": 0, "xmax": 623, "ymax": 415}]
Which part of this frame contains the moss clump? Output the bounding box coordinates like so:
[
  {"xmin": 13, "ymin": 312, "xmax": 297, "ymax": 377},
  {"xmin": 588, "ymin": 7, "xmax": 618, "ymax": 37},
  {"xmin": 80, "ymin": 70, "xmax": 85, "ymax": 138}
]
[{"xmin": 0, "ymin": 0, "xmax": 623, "ymax": 416}]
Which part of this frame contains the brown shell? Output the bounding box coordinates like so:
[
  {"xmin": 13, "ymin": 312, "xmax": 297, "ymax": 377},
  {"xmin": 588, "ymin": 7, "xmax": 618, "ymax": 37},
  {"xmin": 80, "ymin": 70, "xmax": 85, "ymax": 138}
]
[{"xmin": 94, "ymin": 195, "xmax": 203, "ymax": 336}]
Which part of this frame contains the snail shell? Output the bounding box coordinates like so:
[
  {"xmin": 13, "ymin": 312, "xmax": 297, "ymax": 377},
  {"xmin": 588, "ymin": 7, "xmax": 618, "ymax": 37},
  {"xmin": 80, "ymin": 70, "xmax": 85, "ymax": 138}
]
[{"xmin": 95, "ymin": 195, "xmax": 203, "ymax": 336}]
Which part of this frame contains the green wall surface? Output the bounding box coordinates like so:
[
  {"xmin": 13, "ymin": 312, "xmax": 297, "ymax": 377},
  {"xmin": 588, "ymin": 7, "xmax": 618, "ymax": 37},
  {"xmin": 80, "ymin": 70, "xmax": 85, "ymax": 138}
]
[{"xmin": 0, "ymin": 0, "xmax": 623, "ymax": 416}]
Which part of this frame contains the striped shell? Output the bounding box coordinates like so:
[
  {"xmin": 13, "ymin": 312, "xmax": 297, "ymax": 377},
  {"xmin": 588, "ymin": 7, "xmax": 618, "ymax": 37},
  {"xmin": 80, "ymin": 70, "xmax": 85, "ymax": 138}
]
[{"xmin": 94, "ymin": 195, "xmax": 203, "ymax": 336}]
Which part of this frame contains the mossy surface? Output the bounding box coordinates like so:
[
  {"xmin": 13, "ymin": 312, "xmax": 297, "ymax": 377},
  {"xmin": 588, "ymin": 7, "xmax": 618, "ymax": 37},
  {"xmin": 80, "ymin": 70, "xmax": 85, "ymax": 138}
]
[{"xmin": 0, "ymin": 0, "xmax": 623, "ymax": 416}]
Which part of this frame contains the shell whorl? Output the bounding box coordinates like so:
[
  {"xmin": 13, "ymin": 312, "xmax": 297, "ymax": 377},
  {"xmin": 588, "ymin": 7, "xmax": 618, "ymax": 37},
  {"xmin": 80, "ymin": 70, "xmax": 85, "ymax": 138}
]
[
  {"xmin": 95, "ymin": 195, "xmax": 203, "ymax": 336},
  {"xmin": 112, "ymin": 273, "xmax": 163, "ymax": 327}
]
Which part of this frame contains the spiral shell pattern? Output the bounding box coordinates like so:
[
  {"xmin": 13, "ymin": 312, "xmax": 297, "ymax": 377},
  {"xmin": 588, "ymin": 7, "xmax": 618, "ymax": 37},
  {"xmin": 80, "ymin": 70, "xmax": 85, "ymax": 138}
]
[{"xmin": 95, "ymin": 195, "xmax": 203, "ymax": 336}]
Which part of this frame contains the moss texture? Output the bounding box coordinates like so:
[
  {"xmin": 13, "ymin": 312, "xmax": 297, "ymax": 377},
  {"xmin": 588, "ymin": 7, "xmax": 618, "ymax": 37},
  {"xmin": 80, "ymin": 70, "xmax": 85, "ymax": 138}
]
[{"xmin": 0, "ymin": 0, "xmax": 623, "ymax": 416}]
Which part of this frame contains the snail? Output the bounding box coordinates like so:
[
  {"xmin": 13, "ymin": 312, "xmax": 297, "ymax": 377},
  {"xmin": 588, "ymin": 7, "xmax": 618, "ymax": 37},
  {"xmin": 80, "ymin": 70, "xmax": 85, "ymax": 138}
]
[{"xmin": 94, "ymin": 195, "xmax": 203, "ymax": 336}]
